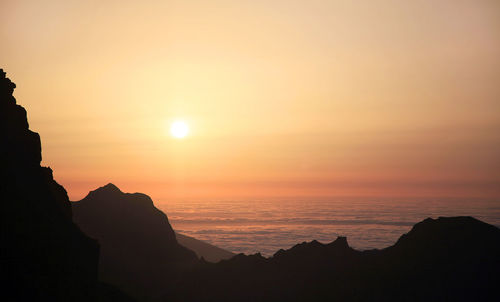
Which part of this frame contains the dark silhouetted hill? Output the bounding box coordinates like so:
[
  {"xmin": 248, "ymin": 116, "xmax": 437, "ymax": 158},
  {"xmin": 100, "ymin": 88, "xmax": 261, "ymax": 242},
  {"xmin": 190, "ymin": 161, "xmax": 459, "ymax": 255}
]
[
  {"xmin": 175, "ymin": 232, "xmax": 235, "ymax": 262},
  {"xmin": 72, "ymin": 184, "xmax": 198, "ymax": 301},
  {"xmin": 166, "ymin": 216, "xmax": 500, "ymax": 302},
  {"xmin": 0, "ymin": 69, "xmax": 102, "ymax": 301}
]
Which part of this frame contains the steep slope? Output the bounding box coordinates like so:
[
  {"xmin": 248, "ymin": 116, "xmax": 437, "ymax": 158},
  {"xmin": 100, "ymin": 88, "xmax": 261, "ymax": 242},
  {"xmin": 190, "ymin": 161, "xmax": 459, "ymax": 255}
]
[
  {"xmin": 166, "ymin": 216, "xmax": 500, "ymax": 302},
  {"xmin": 72, "ymin": 184, "xmax": 197, "ymax": 301},
  {"xmin": 0, "ymin": 69, "xmax": 100, "ymax": 301},
  {"xmin": 175, "ymin": 232, "xmax": 235, "ymax": 262}
]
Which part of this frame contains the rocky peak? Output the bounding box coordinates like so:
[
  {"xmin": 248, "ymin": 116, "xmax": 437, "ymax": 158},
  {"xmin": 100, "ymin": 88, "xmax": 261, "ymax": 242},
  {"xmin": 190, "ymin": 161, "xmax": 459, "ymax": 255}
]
[
  {"xmin": 326, "ymin": 236, "xmax": 350, "ymax": 250},
  {"xmin": 1, "ymin": 68, "xmax": 100, "ymax": 301},
  {"xmin": 1, "ymin": 69, "xmax": 40, "ymax": 166},
  {"xmin": 1, "ymin": 68, "xmax": 16, "ymax": 101},
  {"xmin": 72, "ymin": 184, "xmax": 198, "ymax": 299},
  {"xmin": 90, "ymin": 183, "xmax": 123, "ymax": 196}
]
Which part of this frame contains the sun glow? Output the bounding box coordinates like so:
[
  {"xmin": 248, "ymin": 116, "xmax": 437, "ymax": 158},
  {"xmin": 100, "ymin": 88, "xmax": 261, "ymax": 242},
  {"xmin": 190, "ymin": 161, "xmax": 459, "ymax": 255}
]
[{"xmin": 170, "ymin": 120, "xmax": 189, "ymax": 139}]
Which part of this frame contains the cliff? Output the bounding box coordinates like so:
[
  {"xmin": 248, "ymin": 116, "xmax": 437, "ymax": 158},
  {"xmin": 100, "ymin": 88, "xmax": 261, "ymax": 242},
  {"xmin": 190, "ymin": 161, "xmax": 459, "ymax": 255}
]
[{"xmin": 0, "ymin": 69, "xmax": 100, "ymax": 301}]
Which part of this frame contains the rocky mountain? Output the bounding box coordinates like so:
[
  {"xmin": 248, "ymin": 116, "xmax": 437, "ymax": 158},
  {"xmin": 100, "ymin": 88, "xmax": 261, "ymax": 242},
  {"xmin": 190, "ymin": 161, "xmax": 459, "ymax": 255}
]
[
  {"xmin": 0, "ymin": 69, "xmax": 101, "ymax": 301},
  {"xmin": 72, "ymin": 184, "xmax": 198, "ymax": 301},
  {"xmin": 166, "ymin": 216, "xmax": 500, "ymax": 302},
  {"xmin": 175, "ymin": 232, "xmax": 235, "ymax": 263}
]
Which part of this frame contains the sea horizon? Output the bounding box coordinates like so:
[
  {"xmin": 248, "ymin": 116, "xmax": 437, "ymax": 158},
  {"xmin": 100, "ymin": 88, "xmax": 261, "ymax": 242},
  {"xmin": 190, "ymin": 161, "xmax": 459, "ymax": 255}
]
[{"xmin": 158, "ymin": 197, "xmax": 500, "ymax": 256}]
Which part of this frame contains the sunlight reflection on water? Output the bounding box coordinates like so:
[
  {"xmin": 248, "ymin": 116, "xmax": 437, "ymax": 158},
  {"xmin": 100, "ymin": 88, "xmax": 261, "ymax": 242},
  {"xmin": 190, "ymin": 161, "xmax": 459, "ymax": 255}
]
[{"xmin": 158, "ymin": 198, "xmax": 500, "ymax": 256}]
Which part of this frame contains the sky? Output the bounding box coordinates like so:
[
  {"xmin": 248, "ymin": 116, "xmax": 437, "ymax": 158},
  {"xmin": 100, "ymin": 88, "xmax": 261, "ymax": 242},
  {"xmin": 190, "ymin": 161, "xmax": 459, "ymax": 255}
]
[{"xmin": 1, "ymin": 0, "xmax": 499, "ymax": 201}]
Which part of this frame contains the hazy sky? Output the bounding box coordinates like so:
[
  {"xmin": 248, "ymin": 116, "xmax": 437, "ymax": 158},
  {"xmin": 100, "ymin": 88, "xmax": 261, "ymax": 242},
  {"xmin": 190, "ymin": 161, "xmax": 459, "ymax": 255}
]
[{"xmin": 2, "ymin": 0, "xmax": 499, "ymax": 201}]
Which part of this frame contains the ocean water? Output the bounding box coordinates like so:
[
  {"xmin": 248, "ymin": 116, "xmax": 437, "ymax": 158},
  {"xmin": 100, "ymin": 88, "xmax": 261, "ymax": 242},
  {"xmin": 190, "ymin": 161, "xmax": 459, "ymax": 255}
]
[{"xmin": 158, "ymin": 198, "xmax": 500, "ymax": 257}]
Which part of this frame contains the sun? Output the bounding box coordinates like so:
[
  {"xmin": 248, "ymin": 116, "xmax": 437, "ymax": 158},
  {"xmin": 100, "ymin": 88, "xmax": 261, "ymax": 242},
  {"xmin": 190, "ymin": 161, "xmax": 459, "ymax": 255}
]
[{"xmin": 170, "ymin": 120, "xmax": 189, "ymax": 138}]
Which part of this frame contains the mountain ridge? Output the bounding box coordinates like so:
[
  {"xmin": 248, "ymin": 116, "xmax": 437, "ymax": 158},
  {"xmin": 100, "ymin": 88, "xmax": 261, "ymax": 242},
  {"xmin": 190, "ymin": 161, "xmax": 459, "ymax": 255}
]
[
  {"xmin": 72, "ymin": 183, "xmax": 198, "ymax": 301},
  {"xmin": 166, "ymin": 216, "xmax": 500, "ymax": 302}
]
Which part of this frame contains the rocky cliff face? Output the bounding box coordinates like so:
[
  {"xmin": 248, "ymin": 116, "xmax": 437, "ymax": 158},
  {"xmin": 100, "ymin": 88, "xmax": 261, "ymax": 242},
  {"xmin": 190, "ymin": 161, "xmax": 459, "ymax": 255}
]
[{"xmin": 0, "ymin": 69, "xmax": 99, "ymax": 301}]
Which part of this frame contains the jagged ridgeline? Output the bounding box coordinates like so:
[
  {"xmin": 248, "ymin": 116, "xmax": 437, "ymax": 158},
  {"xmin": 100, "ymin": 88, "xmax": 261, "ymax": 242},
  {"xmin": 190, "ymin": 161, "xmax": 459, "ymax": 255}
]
[
  {"xmin": 0, "ymin": 69, "xmax": 131, "ymax": 302},
  {"xmin": 166, "ymin": 217, "xmax": 500, "ymax": 302}
]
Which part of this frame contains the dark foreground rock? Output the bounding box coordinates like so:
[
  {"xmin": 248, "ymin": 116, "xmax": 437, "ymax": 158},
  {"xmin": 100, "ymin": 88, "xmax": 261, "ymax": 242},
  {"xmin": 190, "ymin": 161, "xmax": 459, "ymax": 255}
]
[
  {"xmin": 0, "ymin": 69, "xmax": 135, "ymax": 302},
  {"xmin": 165, "ymin": 216, "xmax": 500, "ymax": 302},
  {"xmin": 0, "ymin": 69, "xmax": 100, "ymax": 301},
  {"xmin": 73, "ymin": 184, "xmax": 198, "ymax": 301}
]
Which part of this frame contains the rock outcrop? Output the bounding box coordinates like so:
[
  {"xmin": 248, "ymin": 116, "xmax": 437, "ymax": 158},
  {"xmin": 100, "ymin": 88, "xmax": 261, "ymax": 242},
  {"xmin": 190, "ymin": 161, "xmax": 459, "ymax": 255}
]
[
  {"xmin": 0, "ymin": 69, "xmax": 100, "ymax": 301},
  {"xmin": 72, "ymin": 183, "xmax": 198, "ymax": 301}
]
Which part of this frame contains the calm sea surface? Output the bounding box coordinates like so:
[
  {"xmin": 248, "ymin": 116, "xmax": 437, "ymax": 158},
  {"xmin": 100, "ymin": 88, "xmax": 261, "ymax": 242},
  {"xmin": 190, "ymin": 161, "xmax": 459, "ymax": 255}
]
[{"xmin": 158, "ymin": 198, "xmax": 500, "ymax": 257}]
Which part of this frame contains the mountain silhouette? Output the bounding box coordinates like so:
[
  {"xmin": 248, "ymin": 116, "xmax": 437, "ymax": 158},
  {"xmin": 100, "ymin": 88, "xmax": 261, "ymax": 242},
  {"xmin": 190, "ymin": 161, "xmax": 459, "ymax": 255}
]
[
  {"xmin": 72, "ymin": 183, "xmax": 198, "ymax": 301},
  {"xmin": 0, "ymin": 69, "xmax": 102, "ymax": 301},
  {"xmin": 165, "ymin": 216, "xmax": 500, "ymax": 302},
  {"xmin": 175, "ymin": 232, "xmax": 235, "ymax": 263}
]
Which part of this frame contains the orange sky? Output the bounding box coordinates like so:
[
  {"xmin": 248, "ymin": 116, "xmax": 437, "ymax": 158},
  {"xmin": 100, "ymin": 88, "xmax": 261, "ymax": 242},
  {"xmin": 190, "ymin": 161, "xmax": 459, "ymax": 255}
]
[{"xmin": 1, "ymin": 0, "xmax": 500, "ymax": 201}]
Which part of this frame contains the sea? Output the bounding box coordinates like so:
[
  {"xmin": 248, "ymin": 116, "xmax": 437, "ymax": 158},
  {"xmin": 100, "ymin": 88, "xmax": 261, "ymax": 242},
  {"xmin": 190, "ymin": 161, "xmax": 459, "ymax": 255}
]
[{"xmin": 158, "ymin": 198, "xmax": 500, "ymax": 257}]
